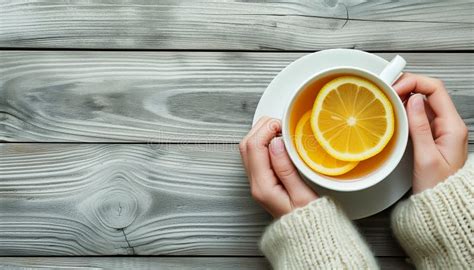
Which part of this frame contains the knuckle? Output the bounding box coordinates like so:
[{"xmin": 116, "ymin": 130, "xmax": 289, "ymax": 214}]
[
  {"xmin": 246, "ymin": 138, "xmax": 257, "ymax": 151},
  {"xmin": 247, "ymin": 135, "xmax": 266, "ymax": 151},
  {"xmin": 417, "ymin": 156, "xmax": 440, "ymax": 169},
  {"xmin": 433, "ymin": 78, "xmax": 445, "ymax": 88},
  {"xmin": 454, "ymin": 126, "xmax": 469, "ymax": 141},
  {"xmin": 459, "ymin": 123, "xmax": 469, "ymax": 139},
  {"xmin": 450, "ymin": 121, "xmax": 468, "ymax": 141},
  {"xmin": 414, "ymin": 121, "xmax": 431, "ymax": 134},
  {"xmin": 250, "ymin": 188, "xmax": 259, "ymax": 199},
  {"xmin": 275, "ymin": 165, "xmax": 297, "ymax": 179},
  {"xmin": 238, "ymin": 141, "xmax": 246, "ymax": 154},
  {"xmin": 251, "ymin": 188, "xmax": 265, "ymax": 203}
]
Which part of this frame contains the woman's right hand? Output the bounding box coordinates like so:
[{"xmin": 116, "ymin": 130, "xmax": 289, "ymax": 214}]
[
  {"xmin": 393, "ymin": 73, "xmax": 468, "ymax": 194},
  {"xmin": 239, "ymin": 117, "xmax": 318, "ymax": 218}
]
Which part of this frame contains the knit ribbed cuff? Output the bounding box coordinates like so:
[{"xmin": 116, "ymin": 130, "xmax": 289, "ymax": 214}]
[
  {"xmin": 260, "ymin": 197, "xmax": 378, "ymax": 270},
  {"xmin": 392, "ymin": 154, "xmax": 474, "ymax": 269}
]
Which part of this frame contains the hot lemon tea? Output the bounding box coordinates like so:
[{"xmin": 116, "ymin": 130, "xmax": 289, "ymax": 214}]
[{"xmin": 289, "ymin": 73, "xmax": 397, "ymax": 180}]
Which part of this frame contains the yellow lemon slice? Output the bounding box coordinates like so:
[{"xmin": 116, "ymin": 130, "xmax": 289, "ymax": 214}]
[
  {"xmin": 311, "ymin": 76, "xmax": 395, "ymax": 162},
  {"xmin": 295, "ymin": 111, "xmax": 358, "ymax": 176}
]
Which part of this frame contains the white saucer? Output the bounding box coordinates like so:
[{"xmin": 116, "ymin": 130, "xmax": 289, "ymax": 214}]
[{"xmin": 253, "ymin": 49, "xmax": 412, "ymax": 219}]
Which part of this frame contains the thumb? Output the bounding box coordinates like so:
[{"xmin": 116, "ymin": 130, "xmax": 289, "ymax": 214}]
[
  {"xmin": 269, "ymin": 137, "xmax": 317, "ymax": 201},
  {"xmin": 407, "ymin": 94, "xmax": 437, "ymax": 156}
]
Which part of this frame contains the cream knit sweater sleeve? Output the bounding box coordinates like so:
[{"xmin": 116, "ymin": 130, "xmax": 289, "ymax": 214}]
[
  {"xmin": 391, "ymin": 154, "xmax": 474, "ymax": 269},
  {"xmin": 260, "ymin": 197, "xmax": 378, "ymax": 269}
]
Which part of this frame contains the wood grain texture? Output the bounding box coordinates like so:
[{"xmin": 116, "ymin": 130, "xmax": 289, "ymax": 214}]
[
  {"xmin": 1, "ymin": 52, "xmax": 473, "ymax": 142},
  {"xmin": 0, "ymin": 257, "xmax": 414, "ymax": 270},
  {"xmin": 0, "ymin": 143, "xmax": 412, "ymax": 256},
  {"xmin": 0, "ymin": 0, "xmax": 472, "ymax": 50}
]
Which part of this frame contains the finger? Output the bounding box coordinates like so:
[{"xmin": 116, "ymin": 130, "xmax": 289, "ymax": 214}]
[
  {"xmin": 247, "ymin": 116, "xmax": 271, "ymax": 139},
  {"xmin": 239, "ymin": 117, "xmax": 271, "ymax": 176},
  {"xmin": 407, "ymin": 94, "xmax": 439, "ymax": 158},
  {"xmin": 240, "ymin": 117, "xmax": 271, "ymax": 155},
  {"xmin": 247, "ymin": 119, "xmax": 281, "ymax": 188},
  {"xmin": 393, "ymin": 73, "xmax": 459, "ymax": 121},
  {"xmin": 269, "ymin": 137, "xmax": 317, "ymax": 201},
  {"xmin": 424, "ymin": 98, "xmax": 435, "ymax": 124}
]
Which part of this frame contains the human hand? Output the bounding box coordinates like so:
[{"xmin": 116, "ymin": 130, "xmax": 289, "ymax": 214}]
[
  {"xmin": 239, "ymin": 117, "xmax": 318, "ymax": 218},
  {"xmin": 394, "ymin": 73, "xmax": 468, "ymax": 194}
]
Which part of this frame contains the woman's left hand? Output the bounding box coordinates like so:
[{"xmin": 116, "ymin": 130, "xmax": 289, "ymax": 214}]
[{"xmin": 239, "ymin": 117, "xmax": 318, "ymax": 218}]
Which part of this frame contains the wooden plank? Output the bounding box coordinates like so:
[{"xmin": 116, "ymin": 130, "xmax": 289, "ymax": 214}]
[
  {"xmin": 0, "ymin": 257, "xmax": 414, "ymax": 270},
  {"xmin": 0, "ymin": 0, "xmax": 472, "ymax": 50},
  {"xmin": 0, "ymin": 143, "xmax": 413, "ymax": 256},
  {"xmin": 1, "ymin": 52, "xmax": 473, "ymax": 142}
]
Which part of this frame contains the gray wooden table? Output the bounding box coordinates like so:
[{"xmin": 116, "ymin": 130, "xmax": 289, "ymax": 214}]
[{"xmin": 0, "ymin": 1, "xmax": 473, "ymax": 269}]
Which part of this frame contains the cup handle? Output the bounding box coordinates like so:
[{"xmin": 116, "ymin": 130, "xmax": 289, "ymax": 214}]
[{"xmin": 379, "ymin": 55, "xmax": 406, "ymax": 85}]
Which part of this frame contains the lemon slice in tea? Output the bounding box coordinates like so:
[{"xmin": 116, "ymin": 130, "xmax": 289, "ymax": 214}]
[
  {"xmin": 295, "ymin": 111, "xmax": 358, "ymax": 176},
  {"xmin": 311, "ymin": 76, "xmax": 395, "ymax": 161}
]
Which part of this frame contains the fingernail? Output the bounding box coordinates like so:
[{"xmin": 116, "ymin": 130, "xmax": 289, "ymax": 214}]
[
  {"xmin": 411, "ymin": 94, "xmax": 424, "ymax": 113},
  {"xmin": 270, "ymin": 137, "xmax": 285, "ymax": 155}
]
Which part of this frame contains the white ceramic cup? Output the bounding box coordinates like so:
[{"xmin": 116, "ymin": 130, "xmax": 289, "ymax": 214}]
[{"xmin": 282, "ymin": 55, "xmax": 408, "ymax": 192}]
